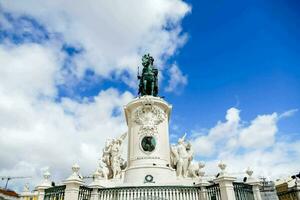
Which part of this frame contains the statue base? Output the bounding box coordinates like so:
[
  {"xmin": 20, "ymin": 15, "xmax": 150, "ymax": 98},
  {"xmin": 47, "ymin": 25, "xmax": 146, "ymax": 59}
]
[{"xmin": 123, "ymin": 165, "xmax": 176, "ymax": 185}]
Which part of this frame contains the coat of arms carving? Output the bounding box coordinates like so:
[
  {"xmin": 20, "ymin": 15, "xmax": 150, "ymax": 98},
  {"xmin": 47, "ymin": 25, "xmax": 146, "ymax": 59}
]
[{"xmin": 133, "ymin": 98, "xmax": 166, "ymax": 135}]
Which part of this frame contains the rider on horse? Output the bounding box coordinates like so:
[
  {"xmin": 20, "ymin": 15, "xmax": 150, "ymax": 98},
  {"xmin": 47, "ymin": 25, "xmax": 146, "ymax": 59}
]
[{"xmin": 138, "ymin": 54, "xmax": 158, "ymax": 96}]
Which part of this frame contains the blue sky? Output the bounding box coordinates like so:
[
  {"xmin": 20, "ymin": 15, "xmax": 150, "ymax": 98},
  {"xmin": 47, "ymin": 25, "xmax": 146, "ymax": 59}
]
[
  {"xmin": 0, "ymin": 0, "xmax": 299, "ymax": 191},
  {"xmin": 167, "ymin": 0, "xmax": 300, "ymax": 138}
]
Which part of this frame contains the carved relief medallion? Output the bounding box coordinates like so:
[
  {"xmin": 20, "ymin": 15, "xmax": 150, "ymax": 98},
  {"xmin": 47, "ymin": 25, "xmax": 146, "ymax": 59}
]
[
  {"xmin": 133, "ymin": 98, "xmax": 166, "ymax": 136},
  {"xmin": 141, "ymin": 136, "xmax": 156, "ymax": 152}
]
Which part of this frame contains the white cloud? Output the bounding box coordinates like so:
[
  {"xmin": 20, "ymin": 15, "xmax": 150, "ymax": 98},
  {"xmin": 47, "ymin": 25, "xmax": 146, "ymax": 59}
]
[
  {"xmin": 192, "ymin": 107, "xmax": 240, "ymax": 156},
  {"xmin": 1, "ymin": 0, "xmax": 191, "ymax": 80},
  {"xmin": 239, "ymin": 113, "xmax": 278, "ymax": 148},
  {"xmin": 165, "ymin": 63, "xmax": 188, "ymax": 93},
  {"xmin": 0, "ymin": 43, "xmax": 134, "ymax": 191},
  {"xmin": 190, "ymin": 107, "xmax": 299, "ymax": 180},
  {"xmin": 0, "ymin": 43, "xmax": 62, "ymax": 98},
  {"xmin": 0, "ymin": 86, "xmax": 133, "ymax": 190},
  {"xmin": 279, "ymin": 109, "xmax": 298, "ymax": 119}
]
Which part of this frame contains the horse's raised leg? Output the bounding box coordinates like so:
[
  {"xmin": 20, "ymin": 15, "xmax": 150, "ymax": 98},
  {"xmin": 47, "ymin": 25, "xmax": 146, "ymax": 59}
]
[
  {"xmin": 151, "ymin": 82, "xmax": 154, "ymax": 96},
  {"xmin": 143, "ymin": 80, "xmax": 147, "ymax": 95}
]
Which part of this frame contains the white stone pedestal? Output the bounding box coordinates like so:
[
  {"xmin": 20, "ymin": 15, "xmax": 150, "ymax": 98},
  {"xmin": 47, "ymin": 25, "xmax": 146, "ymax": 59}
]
[
  {"xmin": 63, "ymin": 164, "xmax": 84, "ymax": 200},
  {"xmin": 249, "ymin": 181, "xmax": 262, "ymax": 200},
  {"xmin": 123, "ymin": 96, "xmax": 176, "ymax": 185},
  {"xmin": 196, "ymin": 181, "xmax": 210, "ymax": 200},
  {"xmin": 246, "ymin": 168, "xmax": 263, "ymax": 200},
  {"xmin": 64, "ymin": 179, "xmax": 84, "ymax": 200},
  {"xmin": 214, "ymin": 176, "xmax": 237, "ymax": 200},
  {"xmin": 36, "ymin": 170, "xmax": 51, "ymax": 200},
  {"xmin": 36, "ymin": 185, "xmax": 49, "ymax": 200}
]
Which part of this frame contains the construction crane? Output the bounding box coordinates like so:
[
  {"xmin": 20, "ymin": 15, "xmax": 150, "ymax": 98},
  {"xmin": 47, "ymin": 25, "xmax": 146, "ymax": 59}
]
[{"xmin": 0, "ymin": 176, "xmax": 31, "ymax": 189}]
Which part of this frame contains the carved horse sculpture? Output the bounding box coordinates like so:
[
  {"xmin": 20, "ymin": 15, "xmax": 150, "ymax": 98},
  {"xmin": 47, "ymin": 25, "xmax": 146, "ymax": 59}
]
[{"xmin": 138, "ymin": 54, "xmax": 158, "ymax": 96}]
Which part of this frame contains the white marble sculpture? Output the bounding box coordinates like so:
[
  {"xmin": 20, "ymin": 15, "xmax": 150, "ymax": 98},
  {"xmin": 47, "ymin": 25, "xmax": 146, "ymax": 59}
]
[
  {"xmin": 188, "ymin": 162, "xmax": 205, "ymax": 178},
  {"xmin": 97, "ymin": 162, "xmax": 109, "ymax": 180},
  {"xmin": 133, "ymin": 97, "xmax": 166, "ymax": 136},
  {"xmin": 100, "ymin": 132, "xmax": 127, "ymax": 179},
  {"xmin": 170, "ymin": 133, "xmax": 195, "ymax": 178}
]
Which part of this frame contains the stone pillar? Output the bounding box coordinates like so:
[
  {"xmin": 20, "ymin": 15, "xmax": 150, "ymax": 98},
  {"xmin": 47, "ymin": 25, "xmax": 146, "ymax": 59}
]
[
  {"xmin": 196, "ymin": 167, "xmax": 209, "ymax": 200},
  {"xmin": 199, "ymin": 185, "xmax": 208, "ymax": 200},
  {"xmin": 123, "ymin": 96, "xmax": 176, "ymax": 185},
  {"xmin": 89, "ymin": 170, "xmax": 105, "ymax": 200},
  {"xmin": 63, "ymin": 164, "xmax": 84, "ymax": 200},
  {"xmin": 35, "ymin": 169, "xmax": 51, "ymax": 200},
  {"xmin": 197, "ymin": 181, "xmax": 209, "ymax": 200},
  {"xmin": 20, "ymin": 183, "xmax": 38, "ymax": 200},
  {"xmin": 214, "ymin": 162, "xmax": 237, "ymax": 200},
  {"xmin": 90, "ymin": 188, "xmax": 99, "ymax": 200},
  {"xmin": 246, "ymin": 168, "xmax": 262, "ymax": 200},
  {"xmin": 251, "ymin": 183, "xmax": 263, "ymax": 200},
  {"xmin": 19, "ymin": 183, "xmax": 30, "ymax": 200}
]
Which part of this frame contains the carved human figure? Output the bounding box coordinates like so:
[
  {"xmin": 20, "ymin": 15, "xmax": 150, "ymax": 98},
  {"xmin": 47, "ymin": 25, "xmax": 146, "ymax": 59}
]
[
  {"xmin": 177, "ymin": 134, "xmax": 190, "ymax": 177},
  {"xmin": 102, "ymin": 139, "xmax": 112, "ymax": 167},
  {"xmin": 100, "ymin": 132, "xmax": 127, "ymax": 179},
  {"xmin": 170, "ymin": 133, "xmax": 197, "ymax": 178},
  {"xmin": 186, "ymin": 142, "xmax": 194, "ymax": 168},
  {"xmin": 110, "ymin": 139, "xmax": 119, "ymax": 158},
  {"xmin": 98, "ymin": 162, "xmax": 109, "ymax": 180},
  {"xmin": 188, "ymin": 162, "xmax": 205, "ymax": 178},
  {"xmin": 111, "ymin": 155, "xmax": 121, "ymax": 178}
]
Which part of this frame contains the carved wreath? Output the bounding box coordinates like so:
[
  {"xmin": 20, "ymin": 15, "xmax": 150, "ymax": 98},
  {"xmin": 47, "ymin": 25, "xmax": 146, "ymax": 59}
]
[{"xmin": 133, "ymin": 102, "xmax": 166, "ymax": 135}]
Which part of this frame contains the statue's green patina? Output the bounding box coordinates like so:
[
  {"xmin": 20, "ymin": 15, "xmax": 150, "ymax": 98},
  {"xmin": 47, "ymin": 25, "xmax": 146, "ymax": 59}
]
[
  {"xmin": 138, "ymin": 54, "xmax": 158, "ymax": 96},
  {"xmin": 141, "ymin": 136, "xmax": 156, "ymax": 152}
]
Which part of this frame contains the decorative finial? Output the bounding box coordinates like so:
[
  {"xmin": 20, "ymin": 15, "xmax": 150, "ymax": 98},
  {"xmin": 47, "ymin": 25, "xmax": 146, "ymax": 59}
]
[
  {"xmin": 218, "ymin": 161, "xmax": 227, "ymax": 176},
  {"xmin": 66, "ymin": 163, "xmax": 83, "ymax": 181},
  {"xmin": 246, "ymin": 167, "xmax": 253, "ymax": 177},
  {"xmin": 198, "ymin": 162, "xmax": 206, "ymax": 178},
  {"xmin": 198, "ymin": 162, "xmax": 205, "ymax": 169},
  {"xmin": 43, "ymin": 169, "xmax": 51, "ymax": 181},
  {"xmin": 37, "ymin": 168, "xmax": 51, "ymax": 187},
  {"xmin": 72, "ymin": 163, "xmax": 80, "ymax": 175},
  {"xmin": 23, "ymin": 183, "xmax": 30, "ymax": 192}
]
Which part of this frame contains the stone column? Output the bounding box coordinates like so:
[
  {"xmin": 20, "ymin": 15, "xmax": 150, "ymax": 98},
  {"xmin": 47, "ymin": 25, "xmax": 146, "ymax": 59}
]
[
  {"xmin": 90, "ymin": 188, "xmax": 99, "ymax": 200},
  {"xmin": 251, "ymin": 183, "xmax": 262, "ymax": 200},
  {"xmin": 214, "ymin": 161, "xmax": 237, "ymax": 200},
  {"xmin": 123, "ymin": 96, "xmax": 176, "ymax": 185},
  {"xmin": 246, "ymin": 168, "xmax": 262, "ymax": 200},
  {"xmin": 19, "ymin": 183, "xmax": 30, "ymax": 200},
  {"xmin": 89, "ymin": 170, "xmax": 106, "ymax": 200},
  {"xmin": 196, "ymin": 167, "xmax": 209, "ymax": 200},
  {"xmin": 35, "ymin": 169, "xmax": 51, "ymax": 200},
  {"xmin": 197, "ymin": 182, "xmax": 209, "ymax": 200},
  {"xmin": 63, "ymin": 164, "xmax": 84, "ymax": 200}
]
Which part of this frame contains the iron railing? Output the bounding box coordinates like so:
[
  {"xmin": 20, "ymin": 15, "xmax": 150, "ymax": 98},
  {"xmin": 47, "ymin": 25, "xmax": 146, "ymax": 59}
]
[
  {"xmin": 98, "ymin": 186, "xmax": 202, "ymax": 200},
  {"xmin": 78, "ymin": 185, "xmax": 93, "ymax": 200},
  {"xmin": 206, "ymin": 183, "xmax": 221, "ymax": 200},
  {"xmin": 44, "ymin": 185, "xmax": 66, "ymax": 200},
  {"xmin": 233, "ymin": 182, "xmax": 254, "ymax": 200}
]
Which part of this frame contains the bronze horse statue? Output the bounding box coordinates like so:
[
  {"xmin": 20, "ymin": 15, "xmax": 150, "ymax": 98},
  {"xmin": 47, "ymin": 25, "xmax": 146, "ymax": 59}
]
[{"xmin": 138, "ymin": 54, "xmax": 158, "ymax": 96}]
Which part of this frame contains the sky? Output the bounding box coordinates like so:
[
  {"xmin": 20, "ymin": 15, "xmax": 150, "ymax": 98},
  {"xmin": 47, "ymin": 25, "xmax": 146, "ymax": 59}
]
[{"xmin": 0, "ymin": 0, "xmax": 299, "ymax": 192}]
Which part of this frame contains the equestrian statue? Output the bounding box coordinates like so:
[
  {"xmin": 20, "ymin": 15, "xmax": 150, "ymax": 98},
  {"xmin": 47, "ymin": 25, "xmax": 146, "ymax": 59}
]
[{"xmin": 138, "ymin": 54, "xmax": 158, "ymax": 96}]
